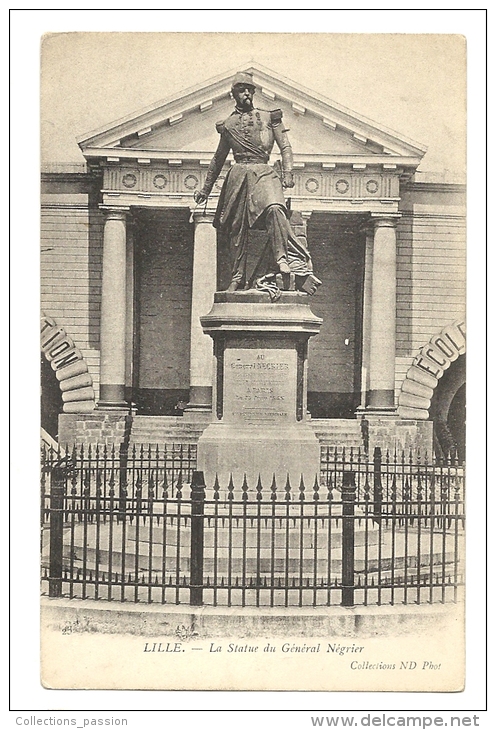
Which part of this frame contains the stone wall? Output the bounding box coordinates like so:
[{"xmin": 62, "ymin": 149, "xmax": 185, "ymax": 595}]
[
  {"xmin": 397, "ymin": 185, "xmax": 465, "ymax": 362},
  {"xmin": 41, "ymin": 176, "xmax": 103, "ymax": 398},
  {"xmin": 58, "ymin": 412, "xmax": 132, "ymax": 447}
]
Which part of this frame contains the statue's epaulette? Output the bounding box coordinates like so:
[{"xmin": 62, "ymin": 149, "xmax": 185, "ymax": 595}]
[
  {"xmin": 215, "ymin": 120, "xmax": 225, "ymax": 134},
  {"xmin": 270, "ymin": 109, "xmax": 283, "ymax": 126}
]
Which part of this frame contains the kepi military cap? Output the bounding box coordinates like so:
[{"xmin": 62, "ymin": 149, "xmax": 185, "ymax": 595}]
[{"xmin": 231, "ymin": 71, "xmax": 256, "ymax": 90}]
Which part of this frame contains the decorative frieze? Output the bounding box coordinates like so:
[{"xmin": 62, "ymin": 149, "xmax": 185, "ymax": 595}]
[{"xmin": 101, "ymin": 162, "xmax": 402, "ymax": 211}]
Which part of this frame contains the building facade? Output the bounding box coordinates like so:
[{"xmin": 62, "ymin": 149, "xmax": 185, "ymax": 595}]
[{"xmin": 40, "ymin": 65, "xmax": 466, "ymax": 457}]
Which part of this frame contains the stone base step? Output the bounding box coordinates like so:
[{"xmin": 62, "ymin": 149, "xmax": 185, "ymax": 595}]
[
  {"xmin": 310, "ymin": 418, "xmax": 364, "ymax": 449},
  {"xmin": 129, "ymin": 415, "xmax": 365, "ymax": 450},
  {"xmin": 130, "ymin": 416, "xmax": 206, "ymax": 445}
]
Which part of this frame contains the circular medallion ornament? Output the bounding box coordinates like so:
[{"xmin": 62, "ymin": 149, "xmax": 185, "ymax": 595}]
[
  {"xmin": 153, "ymin": 174, "xmax": 168, "ymax": 189},
  {"xmin": 305, "ymin": 178, "xmax": 319, "ymax": 194},
  {"xmin": 335, "ymin": 179, "xmax": 350, "ymax": 194},
  {"xmin": 366, "ymin": 179, "xmax": 379, "ymax": 194},
  {"xmin": 122, "ymin": 173, "xmax": 137, "ymax": 189},
  {"xmin": 184, "ymin": 174, "xmax": 199, "ymax": 190}
]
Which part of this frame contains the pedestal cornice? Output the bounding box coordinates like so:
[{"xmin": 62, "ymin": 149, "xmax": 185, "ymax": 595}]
[{"xmin": 201, "ymin": 292, "xmax": 322, "ymax": 337}]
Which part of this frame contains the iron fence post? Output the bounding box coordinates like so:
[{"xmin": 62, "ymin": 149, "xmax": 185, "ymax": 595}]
[
  {"xmin": 190, "ymin": 471, "xmax": 206, "ymax": 606},
  {"xmin": 49, "ymin": 463, "xmax": 66, "ymax": 598},
  {"xmin": 341, "ymin": 470, "xmax": 356, "ymax": 607},
  {"xmin": 373, "ymin": 446, "xmax": 382, "ymax": 522}
]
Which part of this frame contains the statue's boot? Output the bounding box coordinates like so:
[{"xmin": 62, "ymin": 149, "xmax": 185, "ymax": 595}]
[{"xmin": 277, "ymin": 258, "xmax": 291, "ymax": 275}]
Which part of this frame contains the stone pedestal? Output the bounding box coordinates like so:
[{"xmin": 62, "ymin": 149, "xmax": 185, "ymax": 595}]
[{"xmin": 197, "ymin": 291, "xmax": 322, "ymax": 488}]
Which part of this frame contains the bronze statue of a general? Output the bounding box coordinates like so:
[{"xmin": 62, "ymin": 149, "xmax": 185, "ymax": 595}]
[{"xmin": 194, "ymin": 72, "xmax": 321, "ymax": 295}]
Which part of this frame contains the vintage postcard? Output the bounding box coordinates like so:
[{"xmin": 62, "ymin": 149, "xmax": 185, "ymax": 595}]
[{"xmin": 38, "ymin": 29, "xmax": 468, "ymax": 694}]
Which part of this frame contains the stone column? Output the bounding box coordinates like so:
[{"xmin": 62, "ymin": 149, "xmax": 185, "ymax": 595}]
[
  {"xmin": 99, "ymin": 208, "xmax": 128, "ymax": 407},
  {"xmin": 359, "ymin": 226, "xmax": 374, "ymax": 408},
  {"xmin": 185, "ymin": 209, "xmax": 217, "ymax": 415},
  {"xmin": 125, "ymin": 217, "xmax": 135, "ymax": 404},
  {"xmin": 367, "ymin": 215, "xmax": 399, "ymax": 410}
]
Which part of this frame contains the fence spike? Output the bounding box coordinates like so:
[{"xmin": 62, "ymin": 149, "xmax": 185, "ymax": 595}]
[
  {"xmin": 313, "ymin": 475, "xmax": 319, "ymax": 502},
  {"xmin": 256, "ymin": 474, "xmax": 263, "ymax": 500},
  {"xmin": 228, "ymin": 474, "xmax": 235, "ymax": 500},
  {"xmin": 285, "ymin": 473, "xmax": 292, "ymax": 501},
  {"xmin": 270, "ymin": 473, "xmax": 277, "ymax": 501},
  {"xmin": 299, "ymin": 474, "xmax": 305, "ymax": 501},
  {"xmin": 213, "ymin": 474, "xmax": 220, "ymax": 500}
]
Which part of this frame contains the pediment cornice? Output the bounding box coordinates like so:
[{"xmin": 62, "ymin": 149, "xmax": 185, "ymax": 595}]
[{"xmin": 78, "ymin": 63, "xmax": 427, "ymax": 169}]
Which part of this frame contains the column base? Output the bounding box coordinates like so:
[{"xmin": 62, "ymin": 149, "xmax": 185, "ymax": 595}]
[
  {"xmin": 183, "ymin": 385, "xmax": 213, "ymax": 422},
  {"xmin": 97, "ymin": 401, "xmax": 129, "ymax": 411},
  {"xmin": 356, "ymin": 405, "xmax": 397, "ymax": 419},
  {"xmin": 367, "ymin": 389, "xmax": 395, "ymax": 409},
  {"xmin": 99, "ymin": 383, "xmax": 127, "ymax": 407},
  {"xmin": 184, "ymin": 385, "xmax": 212, "ymax": 411}
]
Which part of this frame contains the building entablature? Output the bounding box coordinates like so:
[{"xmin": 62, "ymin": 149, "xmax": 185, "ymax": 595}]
[{"xmin": 98, "ymin": 155, "xmax": 409, "ymax": 214}]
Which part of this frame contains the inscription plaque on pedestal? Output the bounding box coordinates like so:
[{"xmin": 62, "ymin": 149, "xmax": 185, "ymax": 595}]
[{"xmin": 224, "ymin": 347, "xmax": 296, "ymax": 425}]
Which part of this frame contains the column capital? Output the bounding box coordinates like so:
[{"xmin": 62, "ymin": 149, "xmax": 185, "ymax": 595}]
[
  {"xmin": 370, "ymin": 213, "xmax": 401, "ymax": 228},
  {"xmin": 190, "ymin": 207, "xmax": 216, "ymax": 225},
  {"xmin": 100, "ymin": 205, "xmax": 130, "ymax": 221}
]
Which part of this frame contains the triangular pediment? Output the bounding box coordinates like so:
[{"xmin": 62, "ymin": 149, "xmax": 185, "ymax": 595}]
[{"xmin": 79, "ymin": 63, "xmax": 426, "ymax": 166}]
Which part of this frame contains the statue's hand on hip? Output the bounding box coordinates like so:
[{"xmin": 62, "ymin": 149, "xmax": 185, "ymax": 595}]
[{"xmin": 194, "ymin": 190, "xmax": 208, "ymax": 205}]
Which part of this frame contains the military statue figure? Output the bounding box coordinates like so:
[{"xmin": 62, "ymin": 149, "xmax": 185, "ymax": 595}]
[{"xmin": 194, "ymin": 71, "xmax": 321, "ymax": 296}]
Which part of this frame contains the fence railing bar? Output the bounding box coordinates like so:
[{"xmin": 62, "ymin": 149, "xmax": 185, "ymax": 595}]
[
  {"xmin": 175, "ymin": 474, "xmax": 183, "ymax": 605},
  {"xmin": 298, "ymin": 475, "xmax": 305, "ymax": 608},
  {"xmin": 213, "ymin": 474, "xmax": 220, "ymax": 608},
  {"xmin": 313, "ymin": 476, "xmax": 319, "ymax": 608},
  {"xmin": 227, "ymin": 474, "xmax": 235, "ymax": 608},
  {"xmin": 270, "ymin": 474, "xmax": 277, "ymax": 609},
  {"xmin": 255, "ymin": 475, "xmax": 263, "ymax": 608},
  {"xmin": 390, "ymin": 466, "xmax": 397, "ymax": 606},
  {"xmin": 160, "ymin": 470, "xmax": 169, "ymax": 605}
]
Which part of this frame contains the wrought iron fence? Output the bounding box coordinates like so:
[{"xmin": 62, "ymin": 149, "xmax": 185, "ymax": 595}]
[{"xmin": 41, "ymin": 444, "xmax": 465, "ymax": 608}]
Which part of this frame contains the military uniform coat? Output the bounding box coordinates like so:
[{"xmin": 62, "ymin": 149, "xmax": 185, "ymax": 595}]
[{"xmin": 201, "ymin": 107, "xmax": 293, "ymax": 243}]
